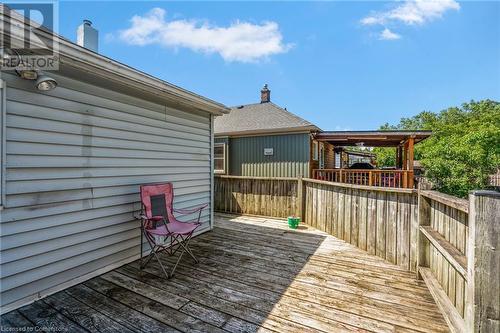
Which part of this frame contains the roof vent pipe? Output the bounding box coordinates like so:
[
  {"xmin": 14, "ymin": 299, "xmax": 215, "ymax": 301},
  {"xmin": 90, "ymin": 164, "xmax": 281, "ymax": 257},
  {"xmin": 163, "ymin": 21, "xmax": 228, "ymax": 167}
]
[{"xmin": 77, "ymin": 19, "xmax": 99, "ymax": 53}]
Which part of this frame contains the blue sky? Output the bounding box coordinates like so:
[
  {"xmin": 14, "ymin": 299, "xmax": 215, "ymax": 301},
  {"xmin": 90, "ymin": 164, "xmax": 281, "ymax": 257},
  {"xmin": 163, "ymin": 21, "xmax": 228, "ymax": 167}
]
[{"xmin": 57, "ymin": 1, "xmax": 500, "ymax": 130}]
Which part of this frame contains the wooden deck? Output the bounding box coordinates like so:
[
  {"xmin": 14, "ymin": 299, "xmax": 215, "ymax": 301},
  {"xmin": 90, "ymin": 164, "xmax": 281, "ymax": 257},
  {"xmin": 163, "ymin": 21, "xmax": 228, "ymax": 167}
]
[{"xmin": 1, "ymin": 214, "xmax": 449, "ymax": 333}]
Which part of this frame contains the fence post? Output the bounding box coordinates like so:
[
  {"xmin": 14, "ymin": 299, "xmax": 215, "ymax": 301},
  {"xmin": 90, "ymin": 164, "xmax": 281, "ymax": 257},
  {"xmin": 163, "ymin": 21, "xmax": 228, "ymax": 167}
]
[
  {"xmin": 417, "ymin": 189, "xmax": 432, "ymax": 279},
  {"xmin": 408, "ymin": 171, "xmax": 414, "ymax": 189},
  {"xmin": 465, "ymin": 191, "xmax": 500, "ymax": 332},
  {"xmin": 297, "ymin": 177, "xmax": 305, "ymax": 222}
]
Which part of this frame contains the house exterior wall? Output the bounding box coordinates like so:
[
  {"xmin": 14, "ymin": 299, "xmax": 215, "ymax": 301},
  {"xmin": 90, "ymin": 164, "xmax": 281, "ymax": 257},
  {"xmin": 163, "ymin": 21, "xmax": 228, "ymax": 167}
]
[
  {"xmin": 310, "ymin": 139, "xmax": 319, "ymax": 175},
  {"xmin": 216, "ymin": 133, "xmax": 310, "ymax": 177},
  {"xmin": 324, "ymin": 142, "xmax": 335, "ymax": 169},
  {"xmin": 0, "ymin": 72, "xmax": 213, "ymax": 312},
  {"xmin": 309, "ymin": 140, "xmax": 335, "ymax": 176}
]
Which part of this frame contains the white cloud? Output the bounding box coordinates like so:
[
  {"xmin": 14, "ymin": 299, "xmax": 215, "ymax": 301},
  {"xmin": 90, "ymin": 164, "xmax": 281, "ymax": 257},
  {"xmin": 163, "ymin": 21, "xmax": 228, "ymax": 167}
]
[
  {"xmin": 379, "ymin": 28, "xmax": 401, "ymax": 40},
  {"xmin": 361, "ymin": 0, "xmax": 460, "ymax": 26},
  {"xmin": 118, "ymin": 8, "xmax": 292, "ymax": 62}
]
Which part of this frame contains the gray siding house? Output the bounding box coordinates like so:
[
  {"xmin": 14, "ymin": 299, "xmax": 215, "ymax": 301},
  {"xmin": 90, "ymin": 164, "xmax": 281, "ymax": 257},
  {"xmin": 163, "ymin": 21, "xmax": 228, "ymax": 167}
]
[
  {"xmin": 0, "ymin": 12, "xmax": 228, "ymax": 313},
  {"xmin": 214, "ymin": 85, "xmax": 336, "ymax": 177}
]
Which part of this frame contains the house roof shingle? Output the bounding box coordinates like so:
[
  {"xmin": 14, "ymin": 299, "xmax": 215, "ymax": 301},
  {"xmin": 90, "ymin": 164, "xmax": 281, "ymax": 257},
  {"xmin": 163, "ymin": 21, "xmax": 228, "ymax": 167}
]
[{"xmin": 214, "ymin": 102, "xmax": 320, "ymax": 136}]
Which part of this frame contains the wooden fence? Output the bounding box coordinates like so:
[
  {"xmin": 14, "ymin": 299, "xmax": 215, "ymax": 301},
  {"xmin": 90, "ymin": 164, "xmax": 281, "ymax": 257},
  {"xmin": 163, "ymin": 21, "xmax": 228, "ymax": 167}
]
[
  {"xmin": 214, "ymin": 175, "xmax": 298, "ymax": 218},
  {"xmin": 302, "ymin": 178, "xmax": 419, "ymax": 270},
  {"xmin": 418, "ymin": 190, "xmax": 499, "ymax": 333},
  {"xmin": 418, "ymin": 190, "xmax": 470, "ymax": 331},
  {"xmin": 214, "ymin": 175, "xmax": 498, "ymax": 333},
  {"xmin": 215, "ymin": 176, "xmax": 420, "ymax": 271}
]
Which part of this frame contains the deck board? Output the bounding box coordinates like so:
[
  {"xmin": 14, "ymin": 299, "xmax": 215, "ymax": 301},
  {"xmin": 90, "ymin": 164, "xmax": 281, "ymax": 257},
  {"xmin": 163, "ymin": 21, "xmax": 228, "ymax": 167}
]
[{"xmin": 1, "ymin": 214, "xmax": 449, "ymax": 333}]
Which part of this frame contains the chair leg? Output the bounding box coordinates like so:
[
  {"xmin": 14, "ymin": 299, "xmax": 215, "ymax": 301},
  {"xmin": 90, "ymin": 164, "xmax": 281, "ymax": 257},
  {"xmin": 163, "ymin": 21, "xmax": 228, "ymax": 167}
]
[
  {"xmin": 152, "ymin": 248, "xmax": 171, "ymax": 279},
  {"xmin": 141, "ymin": 243, "xmax": 171, "ymax": 279},
  {"xmin": 170, "ymin": 235, "xmax": 182, "ymax": 256},
  {"xmin": 169, "ymin": 246, "xmax": 186, "ymax": 278},
  {"xmin": 140, "ymin": 232, "xmax": 158, "ymax": 269},
  {"xmin": 140, "ymin": 225, "xmax": 144, "ymax": 264},
  {"xmin": 141, "ymin": 245, "xmax": 156, "ymax": 269},
  {"xmin": 179, "ymin": 233, "xmax": 198, "ymax": 263},
  {"xmin": 141, "ymin": 230, "xmax": 199, "ymax": 278},
  {"xmin": 167, "ymin": 232, "xmax": 198, "ymax": 277}
]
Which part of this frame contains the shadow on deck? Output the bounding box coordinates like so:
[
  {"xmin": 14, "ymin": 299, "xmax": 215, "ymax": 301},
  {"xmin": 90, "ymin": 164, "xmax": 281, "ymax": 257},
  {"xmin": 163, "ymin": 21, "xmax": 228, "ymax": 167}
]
[{"xmin": 1, "ymin": 214, "xmax": 449, "ymax": 332}]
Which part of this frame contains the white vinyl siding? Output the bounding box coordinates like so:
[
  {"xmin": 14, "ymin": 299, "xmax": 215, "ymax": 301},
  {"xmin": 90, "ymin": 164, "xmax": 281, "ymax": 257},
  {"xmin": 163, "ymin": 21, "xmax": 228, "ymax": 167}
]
[
  {"xmin": 0, "ymin": 72, "xmax": 213, "ymax": 311},
  {"xmin": 1, "ymin": 78, "xmax": 6, "ymax": 207}
]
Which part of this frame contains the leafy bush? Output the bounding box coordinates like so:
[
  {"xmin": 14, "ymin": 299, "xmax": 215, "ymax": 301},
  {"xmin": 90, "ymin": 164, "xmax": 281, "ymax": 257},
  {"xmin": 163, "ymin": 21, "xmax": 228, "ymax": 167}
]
[{"xmin": 373, "ymin": 100, "xmax": 500, "ymax": 197}]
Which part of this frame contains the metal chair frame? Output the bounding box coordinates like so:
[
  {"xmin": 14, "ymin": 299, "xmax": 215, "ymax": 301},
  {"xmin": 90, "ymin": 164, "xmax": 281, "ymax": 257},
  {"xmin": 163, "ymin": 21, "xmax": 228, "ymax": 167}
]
[{"xmin": 139, "ymin": 183, "xmax": 206, "ymax": 278}]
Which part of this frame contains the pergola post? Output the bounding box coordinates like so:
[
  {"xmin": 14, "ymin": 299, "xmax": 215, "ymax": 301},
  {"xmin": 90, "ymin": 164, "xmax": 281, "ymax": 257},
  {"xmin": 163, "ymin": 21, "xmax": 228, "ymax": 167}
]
[
  {"xmin": 407, "ymin": 137, "xmax": 415, "ymax": 188},
  {"xmin": 407, "ymin": 137, "xmax": 415, "ymax": 170},
  {"xmin": 396, "ymin": 145, "xmax": 403, "ymax": 169},
  {"xmin": 400, "ymin": 138, "xmax": 415, "ymax": 188}
]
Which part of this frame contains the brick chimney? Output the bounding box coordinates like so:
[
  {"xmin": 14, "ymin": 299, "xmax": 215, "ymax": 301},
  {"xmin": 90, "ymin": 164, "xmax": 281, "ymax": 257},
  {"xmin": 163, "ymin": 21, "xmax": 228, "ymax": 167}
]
[{"xmin": 260, "ymin": 84, "xmax": 270, "ymax": 103}]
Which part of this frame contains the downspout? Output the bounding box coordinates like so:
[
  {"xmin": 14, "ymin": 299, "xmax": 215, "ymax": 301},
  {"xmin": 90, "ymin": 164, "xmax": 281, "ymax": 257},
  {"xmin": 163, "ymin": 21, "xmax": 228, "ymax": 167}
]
[
  {"xmin": 0, "ymin": 78, "xmax": 6, "ymax": 210},
  {"xmin": 210, "ymin": 114, "xmax": 215, "ymax": 230}
]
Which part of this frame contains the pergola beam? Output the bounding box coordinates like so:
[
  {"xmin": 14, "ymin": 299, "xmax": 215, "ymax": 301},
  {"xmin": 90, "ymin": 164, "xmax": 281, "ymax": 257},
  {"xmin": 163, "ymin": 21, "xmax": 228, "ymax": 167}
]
[{"xmin": 314, "ymin": 131, "xmax": 432, "ymax": 147}]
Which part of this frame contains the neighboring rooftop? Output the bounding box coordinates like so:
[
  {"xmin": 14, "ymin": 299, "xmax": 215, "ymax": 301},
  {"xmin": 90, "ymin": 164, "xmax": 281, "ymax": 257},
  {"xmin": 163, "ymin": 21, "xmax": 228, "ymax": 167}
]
[{"xmin": 214, "ymin": 85, "xmax": 320, "ymax": 136}]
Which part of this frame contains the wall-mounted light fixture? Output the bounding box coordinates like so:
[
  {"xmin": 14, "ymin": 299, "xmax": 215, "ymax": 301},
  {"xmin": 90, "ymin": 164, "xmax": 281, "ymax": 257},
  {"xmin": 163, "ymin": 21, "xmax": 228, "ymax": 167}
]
[
  {"xmin": 35, "ymin": 75, "xmax": 58, "ymax": 91},
  {"xmin": 15, "ymin": 69, "xmax": 58, "ymax": 91},
  {"xmin": 15, "ymin": 68, "xmax": 38, "ymax": 80}
]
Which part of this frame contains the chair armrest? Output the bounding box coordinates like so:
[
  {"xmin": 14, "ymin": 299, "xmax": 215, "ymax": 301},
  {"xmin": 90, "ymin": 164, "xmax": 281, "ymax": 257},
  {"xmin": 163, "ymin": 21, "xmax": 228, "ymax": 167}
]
[
  {"xmin": 173, "ymin": 203, "xmax": 208, "ymax": 215},
  {"xmin": 135, "ymin": 214, "xmax": 163, "ymax": 220}
]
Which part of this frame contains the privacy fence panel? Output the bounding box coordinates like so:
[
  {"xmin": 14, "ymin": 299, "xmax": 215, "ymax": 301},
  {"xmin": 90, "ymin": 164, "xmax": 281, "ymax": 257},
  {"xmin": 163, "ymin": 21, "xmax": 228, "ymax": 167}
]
[
  {"xmin": 303, "ymin": 179, "xmax": 419, "ymax": 271},
  {"xmin": 214, "ymin": 176, "xmax": 298, "ymax": 218}
]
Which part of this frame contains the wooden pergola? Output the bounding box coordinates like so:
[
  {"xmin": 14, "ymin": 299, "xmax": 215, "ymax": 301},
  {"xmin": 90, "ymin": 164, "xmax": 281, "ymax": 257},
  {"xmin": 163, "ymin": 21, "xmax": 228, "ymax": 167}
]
[{"xmin": 313, "ymin": 131, "xmax": 432, "ymax": 188}]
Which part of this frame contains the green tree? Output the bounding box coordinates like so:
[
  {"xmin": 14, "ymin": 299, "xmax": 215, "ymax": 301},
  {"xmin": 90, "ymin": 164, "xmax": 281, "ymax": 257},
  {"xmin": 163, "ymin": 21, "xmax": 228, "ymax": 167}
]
[{"xmin": 374, "ymin": 100, "xmax": 500, "ymax": 197}]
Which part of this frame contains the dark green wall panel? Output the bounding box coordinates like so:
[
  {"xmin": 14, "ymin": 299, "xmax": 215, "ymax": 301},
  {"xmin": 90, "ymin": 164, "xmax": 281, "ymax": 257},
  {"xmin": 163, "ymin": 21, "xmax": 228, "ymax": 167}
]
[{"xmin": 224, "ymin": 133, "xmax": 310, "ymax": 177}]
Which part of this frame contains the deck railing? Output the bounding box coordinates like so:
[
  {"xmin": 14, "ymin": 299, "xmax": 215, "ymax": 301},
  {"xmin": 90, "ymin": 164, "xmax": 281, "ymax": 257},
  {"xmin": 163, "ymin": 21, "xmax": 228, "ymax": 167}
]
[
  {"xmin": 417, "ymin": 190, "xmax": 470, "ymax": 331},
  {"xmin": 417, "ymin": 190, "xmax": 499, "ymax": 332},
  {"xmin": 313, "ymin": 168, "xmax": 414, "ymax": 188},
  {"xmin": 214, "ymin": 175, "xmax": 499, "ymax": 333}
]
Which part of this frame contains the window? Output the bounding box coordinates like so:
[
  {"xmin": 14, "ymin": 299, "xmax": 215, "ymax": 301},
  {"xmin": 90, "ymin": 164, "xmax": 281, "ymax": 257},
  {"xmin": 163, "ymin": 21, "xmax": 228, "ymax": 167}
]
[
  {"xmin": 319, "ymin": 143, "xmax": 325, "ymax": 169},
  {"xmin": 214, "ymin": 143, "xmax": 226, "ymax": 174},
  {"xmin": 312, "ymin": 141, "xmax": 319, "ymax": 161}
]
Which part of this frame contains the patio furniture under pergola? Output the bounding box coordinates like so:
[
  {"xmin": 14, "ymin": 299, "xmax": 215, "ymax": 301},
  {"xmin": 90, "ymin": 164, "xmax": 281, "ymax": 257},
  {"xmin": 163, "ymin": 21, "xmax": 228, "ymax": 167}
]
[{"xmin": 312, "ymin": 130, "xmax": 432, "ymax": 188}]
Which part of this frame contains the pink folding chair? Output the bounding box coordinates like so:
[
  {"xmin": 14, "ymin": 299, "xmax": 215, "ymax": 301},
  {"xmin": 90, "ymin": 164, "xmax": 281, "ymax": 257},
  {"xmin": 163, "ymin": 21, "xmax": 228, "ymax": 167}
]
[{"xmin": 139, "ymin": 182, "xmax": 207, "ymax": 278}]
